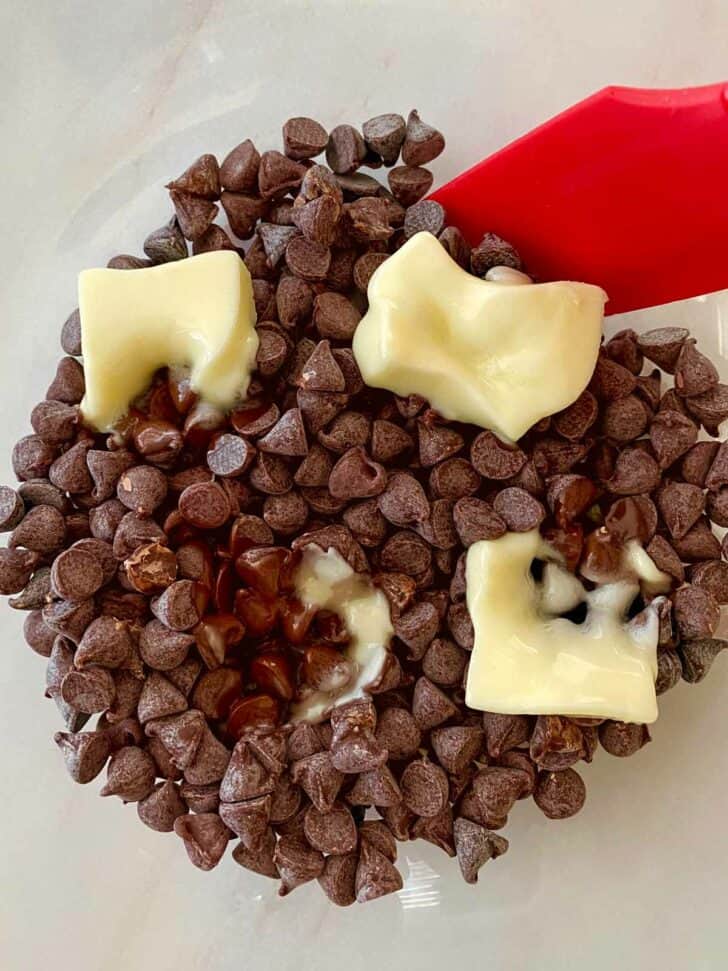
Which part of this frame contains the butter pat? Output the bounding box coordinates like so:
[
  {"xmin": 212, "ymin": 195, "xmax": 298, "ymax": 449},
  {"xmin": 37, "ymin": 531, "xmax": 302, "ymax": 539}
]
[
  {"xmin": 79, "ymin": 251, "xmax": 259, "ymax": 431},
  {"xmin": 353, "ymin": 232, "xmax": 606, "ymax": 441},
  {"xmin": 465, "ymin": 530, "xmax": 668, "ymax": 723},
  {"xmin": 289, "ymin": 546, "xmax": 393, "ymax": 723}
]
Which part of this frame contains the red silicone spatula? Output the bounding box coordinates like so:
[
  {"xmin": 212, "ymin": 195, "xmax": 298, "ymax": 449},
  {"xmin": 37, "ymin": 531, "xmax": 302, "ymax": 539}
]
[{"xmin": 432, "ymin": 83, "xmax": 728, "ymax": 315}]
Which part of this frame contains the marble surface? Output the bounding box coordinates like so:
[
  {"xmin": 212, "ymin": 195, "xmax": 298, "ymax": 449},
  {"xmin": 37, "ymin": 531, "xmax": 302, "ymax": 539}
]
[{"xmin": 2, "ymin": 3, "xmax": 728, "ymax": 969}]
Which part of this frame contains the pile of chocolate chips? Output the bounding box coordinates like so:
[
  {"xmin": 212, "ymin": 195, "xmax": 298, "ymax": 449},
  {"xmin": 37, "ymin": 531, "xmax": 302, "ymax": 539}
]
[{"xmin": 2, "ymin": 110, "xmax": 727, "ymax": 906}]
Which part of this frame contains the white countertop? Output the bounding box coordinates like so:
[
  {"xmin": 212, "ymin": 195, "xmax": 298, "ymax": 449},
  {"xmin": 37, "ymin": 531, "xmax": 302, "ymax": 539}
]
[{"xmin": 2, "ymin": 3, "xmax": 728, "ymax": 969}]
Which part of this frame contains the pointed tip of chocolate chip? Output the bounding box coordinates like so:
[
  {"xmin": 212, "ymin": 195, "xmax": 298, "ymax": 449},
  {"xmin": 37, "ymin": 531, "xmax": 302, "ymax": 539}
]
[
  {"xmin": 257, "ymin": 408, "xmax": 308, "ymax": 457},
  {"xmin": 453, "ymin": 817, "xmax": 509, "ymax": 884},
  {"xmin": 166, "ymin": 154, "xmax": 221, "ymax": 200}
]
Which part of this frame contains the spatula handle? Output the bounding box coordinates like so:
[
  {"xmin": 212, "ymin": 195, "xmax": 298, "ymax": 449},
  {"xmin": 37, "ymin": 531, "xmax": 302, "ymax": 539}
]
[{"xmin": 432, "ymin": 83, "xmax": 728, "ymax": 315}]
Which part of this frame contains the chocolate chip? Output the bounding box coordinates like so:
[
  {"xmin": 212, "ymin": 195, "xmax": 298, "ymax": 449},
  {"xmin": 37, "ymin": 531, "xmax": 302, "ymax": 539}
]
[
  {"xmin": 481, "ymin": 713, "xmax": 531, "ymax": 758},
  {"xmin": 461, "ymin": 767, "xmax": 529, "ymax": 829},
  {"xmin": 391, "ymin": 601, "xmax": 438, "ymax": 660},
  {"xmin": 471, "ymin": 431, "xmax": 526, "ymax": 480},
  {"xmin": 43, "ymin": 597, "xmax": 97, "ymax": 644},
  {"xmin": 74, "ymin": 616, "xmax": 133, "ymax": 670},
  {"xmin": 658, "ymin": 388, "xmax": 689, "ymax": 418},
  {"xmin": 643, "ymin": 537, "xmax": 683, "ymax": 585},
  {"xmin": 403, "ymin": 199, "xmax": 446, "ymax": 239},
  {"xmin": 637, "ymin": 327, "xmax": 689, "ymax": 373},
  {"xmin": 219, "ymin": 192, "xmax": 264, "ymax": 239},
  {"xmin": 166, "ymin": 154, "xmax": 220, "ymax": 200},
  {"xmin": 368, "ymin": 420, "xmax": 412, "ymax": 465},
  {"xmin": 0, "ymin": 548, "xmax": 39, "ymax": 595},
  {"xmin": 290, "ymin": 752, "xmax": 343, "ymax": 813},
  {"xmin": 183, "ymin": 724, "xmax": 231, "ymax": 785},
  {"xmin": 649, "ymin": 410, "xmax": 699, "ymax": 469},
  {"xmin": 388, "ymin": 166, "xmax": 433, "ymax": 206},
  {"xmin": 106, "ymin": 255, "xmax": 150, "ymax": 270},
  {"xmin": 374, "ymin": 707, "xmax": 421, "ymax": 761},
  {"xmin": 328, "ymin": 447, "xmax": 386, "ymax": 500},
  {"xmin": 674, "ymin": 584, "xmax": 719, "ymax": 639},
  {"xmin": 49, "ymin": 441, "xmax": 92, "ymax": 494},
  {"xmin": 10, "ymin": 504, "xmax": 66, "ymax": 554},
  {"xmin": 453, "ymin": 818, "xmax": 508, "ymax": 884},
  {"xmin": 346, "ymin": 763, "xmax": 402, "ymax": 808},
  {"xmin": 257, "ymin": 408, "xmax": 308, "ymax": 458},
  {"xmin": 193, "ymin": 224, "xmax": 236, "ymax": 254},
  {"xmin": 447, "ymin": 601, "xmax": 474, "ymax": 650},
  {"xmin": 303, "ymin": 802, "xmax": 358, "ymax": 855},
  {"xmin": 54, "ymin": 730, "xmax": 110, "ymax": 783},
  {"xmin": 656, "ymin": 482, "xmax": 704, "ymax": 540},
  {"xmin": 169, "ymin": 190, "xmax": 218, "ymax": 241},
  {"xmin": 137, "ymin": 671, "xmax": 188, "ymax": 723},
  {"xmin": 220, "ymin": 139, "xmax": 260, "ymax": 193},
  {"xmin": 325, "ymin": 125, "xmax": 366, "ymax": 174},
  {"xmin": 318, "ymin": 411, "xmax": 371, "ymax": 454},
  {"xmin": 331, "ymin": 351, "xmax": 364, "ymax": 395},
  {"xmin": 61, "ymin": 308, "xmax": 82, "ymax": 356},
  {"xmin": 282, "ymin": 117, "xmax": 328, "ymax": 160},
  {"xmin": 31, "ymin": 401, "xmax": 78, "ymax": 445},
  {"xmin": 656, "ymin": 650, "xmax": 683, "ymax": 694},
  {"xmin": 380, "ymin": 530, "xmax": 430, "ymax": 575},
  {"xmin": 680, "ymin": 638, "xmax": 728, "ymax": 683},
  {"xmin": 46, "ymin": 357, "xmax": 85, "ymax": 404},
  {"xmin": 598, "ymin": 721, "xmax": 651, "ymax": 757},
  {"xmin": 401, "ymin": 759, "xmax": 449, "ymax": 818},
  {"xmin": 605, "ymin": 329, "xmax": 643, "ymax": 375},
  {"xmin": 376, "ymin": 472, "xmax": 428, "ymax": 527},
  {"xmin": 24, "ymin": 610, "xmax": 56, "ymax": 656},
  {"xmin": 674, "ymin": 340, "xmax": 718, "ymax": 397},
  {"xmin": 292, "ymin": 444, "xmax": 333, "ymax": 489},
  {"xmin": 106, "ymin": 671, "xmax": 145, "ymax": 723},
  {"xmin": 285, "ymin": 235, "xmax": 331, "ymax": 282},
  {"xmin": 493, "ymin": 487, "xmax": 545, "ymax": 532},
  {"xmin": 48, "ymin": 548, "xmax": 102, "ymax": 604},
  {"xmin": 422, "ymin": 638, "xmax": 468, "ymax": 686},
  {"xmin": 17, "ymin": 479, "xmax": 68, "ymax": 514},
  {"xmin": 530, "ymin": 716, "xmax": 585, "ymax": 770},
  {"xmin": 112, "ymin": 511, "xmax": 166, "ymax": 560},
  {"xmin": 87, "ymin": 449, "xmax": 135, "ymax": 502},
  {"xmin": 601, "ymin": 395, "xmax": 649, "ymax": 442},
  {"xmin": 179, "ymin": 482, "xmax": 231, "ymax": 529},
  {"xmin": 362, "ymin": 114, "xmax": 406, "ymax": 166},
  {"xmin": 690, "ymin": 560, "xmax": 728, "ymax": 604},
  {"xmin": 98, "ymin": 745, "xmax": 154, "ymax": 802},
  {"xmin": 534, "ymin": 768, "xmax": 586, "ymax": 819},
  {"xmin": 672, "ymin": 517, "xmax": 721, "ymax": 562},
  {"xmin": 684, "ymin": 384, "xmax": 728, "ymax": 433},
  {"xmin": 589, "ymin": 356, "xmax": 637, "ymax": 401},
  {"xmin": 257, "ymin": 150, "xmax": 305, "ymax": 200},
  {"xmin": 219, "ymin": 794, "xmax": 272, "ymax": 851},
  {"xmin": 353, "ymin": 838, "xmax": 403, "ymax": 902},
  {"xmin": 431, "ymin": 725, "xmax": 483, "ymax": 775},
  {"xmin": 417, "ymin": 418, "xmax": 464, "ymax": 467},
  {"xmin": 12, "ymin": 435, "xmax": 57, "ymax": 482},
  {"xmin": 607, "ymin": 447, "xmax": 660, "ymax": 495},
  {"xmin": 115, "ymin": 465, "xmax": 167, "ymax": 516},
  {"xmin": 353, "ymin": 252, "xmax": 388, "ymax": 292},
  {"xmin": 430, "ymin": 458, "xmax": 480, "ymax": 500},
  {"xmin": 705, "ymin": 440, "xmax": 728, "ymax": 492},
  {"xmin": 312, "ymin": 290, "xmax": 361, "ymax": 340},
  {"xmin": 412, "ymin": 676, "xmax": 458, "ymax": 730},
  {"xmin": 453, "ymin": 497, "xmax": 506, "ymax": 545},
  {"xmin": 138, "ymin": 780, "xmax": 188, "ymax": 832},
  {"xmin": 174, "ymin": 812, "xmax": 230, "ymax": 871},
  {"xmin": 297, "ymin": 340, "xmax": 345, "ymax": 393},
  {"xmin": 142, "ymin": 216, "xmax": 188, "ymax": 263},
  {"xmin": 152, "ymin": 580, "xmax": 206, "ymax": 631}
]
